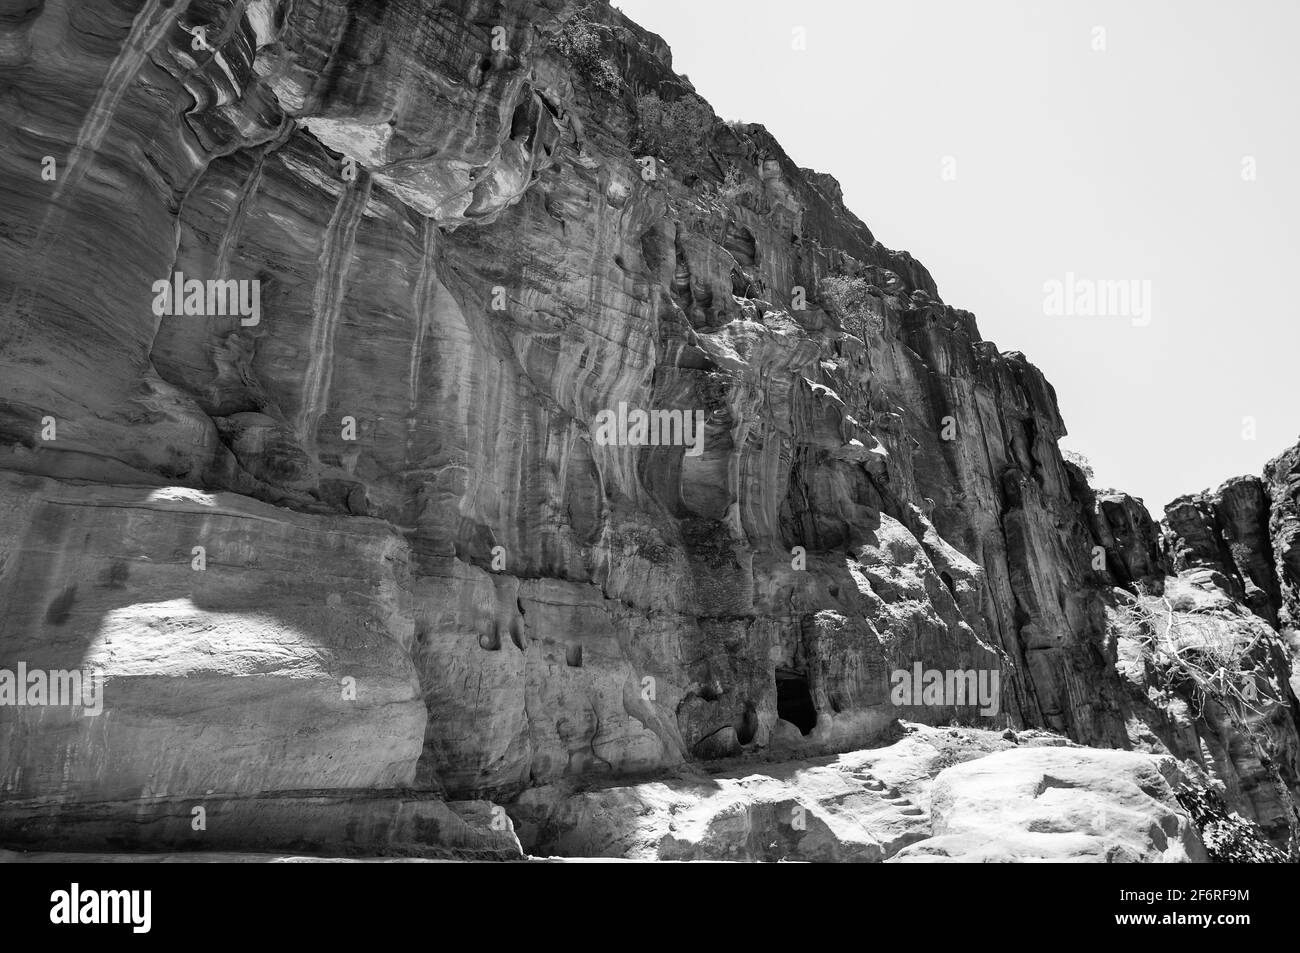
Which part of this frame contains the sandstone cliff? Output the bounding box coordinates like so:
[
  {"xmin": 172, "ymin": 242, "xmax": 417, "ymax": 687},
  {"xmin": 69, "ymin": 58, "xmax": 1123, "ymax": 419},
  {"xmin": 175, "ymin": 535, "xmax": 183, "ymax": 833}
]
[{"xmin": 0, "ymin": 0, "xmax": 1296, "ymax": 859}]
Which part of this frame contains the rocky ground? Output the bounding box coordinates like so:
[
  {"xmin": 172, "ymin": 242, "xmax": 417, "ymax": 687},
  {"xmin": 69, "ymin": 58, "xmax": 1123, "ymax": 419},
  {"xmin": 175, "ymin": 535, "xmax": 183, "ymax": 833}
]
[
  {"xmin": 0, "ymin": 0, "xmax": 1297, "ymax": 861},
  {"xmin": 508, "ymin": 723, "xmax": 1207, "ymax": 862},
  {"xmin": 0, "ymin": 724, "xmax": 1210, "ymax": 862}
]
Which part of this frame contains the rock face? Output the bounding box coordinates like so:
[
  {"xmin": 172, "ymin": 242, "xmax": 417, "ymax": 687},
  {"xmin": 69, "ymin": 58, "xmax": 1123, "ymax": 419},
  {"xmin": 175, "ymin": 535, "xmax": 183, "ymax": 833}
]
[
  {"xmin": 1263, "ymin": 444, "xmax": 1300, "ymax": 633},
  {"xmin": 1165, "ymin": 476, "xmax": 1281, "ymax": 625},
  {"xmin": 1108, "ymin": 573, "xmax": 1300, "ymax": 845},
  {"xmin": 0, "ymin": 0, "xmax": 1297, "ymax": 858}
]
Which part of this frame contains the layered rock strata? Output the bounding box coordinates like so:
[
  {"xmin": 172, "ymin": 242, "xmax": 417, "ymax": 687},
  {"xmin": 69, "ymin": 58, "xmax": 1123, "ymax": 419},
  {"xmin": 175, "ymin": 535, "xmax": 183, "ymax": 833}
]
[{"xmin": 0, "ymin": 0, "xmax": 1296, "ymax": 857}]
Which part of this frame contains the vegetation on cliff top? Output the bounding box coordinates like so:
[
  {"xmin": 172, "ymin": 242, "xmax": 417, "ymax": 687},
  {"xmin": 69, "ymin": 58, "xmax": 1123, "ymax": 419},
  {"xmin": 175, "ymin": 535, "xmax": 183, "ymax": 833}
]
[
  {"xmin": 551, "ymin": 4, "xmax": 622, "ymax": 95},
  {"xmin": 632, "ymin": 92, "xmax": 715, "ymax": 169}
]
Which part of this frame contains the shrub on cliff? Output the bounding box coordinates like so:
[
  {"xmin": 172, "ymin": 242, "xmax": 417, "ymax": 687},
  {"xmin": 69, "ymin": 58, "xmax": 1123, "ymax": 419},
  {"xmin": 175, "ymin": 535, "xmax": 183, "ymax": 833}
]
[
  {"xmin": 821, "ymin": 274, "xmax": 885, "ymax": 338},
  {"xmin": 1175, "ymin": 784, "xmax": 1290, "ymax": 862},
  {"xmin": 552, "ymin": 6, "xmax": 622, "ymax": 95},
  {"xmin": 633, "ymin": 92, "xmax": 714, "ymax": 169},
  {"xmin": 717, "ymin": 163, "xmax": 747, "ymax": 204},
  {"xmin": 1061, "ymin": 449, "xmax": 1095, "ymax": 481}
]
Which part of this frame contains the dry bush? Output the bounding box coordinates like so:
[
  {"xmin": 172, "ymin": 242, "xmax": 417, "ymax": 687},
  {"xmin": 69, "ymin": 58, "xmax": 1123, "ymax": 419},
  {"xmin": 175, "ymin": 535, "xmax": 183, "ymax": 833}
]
[
  {"xmin": 821, "ymin": 274, "xmax": 885, "ymax": 339},
  {"xmin": 552, "ymin": 6, "xmax": 622, "ymax": 95}
]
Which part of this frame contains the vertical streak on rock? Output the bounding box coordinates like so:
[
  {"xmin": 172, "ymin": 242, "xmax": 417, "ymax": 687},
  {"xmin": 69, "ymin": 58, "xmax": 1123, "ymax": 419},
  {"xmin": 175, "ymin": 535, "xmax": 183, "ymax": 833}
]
[
  {"xmin": 403, "ymin": 219, "xmax": 438, "ymax": 484},
  {"xmin": 306, "ymin": 2, "xmax": 360, "ymax": 114},
  {"xmin": 13, "ymin": 0, "xmax": 192, "ymax": 303},
  {"xmin": 295, "ymin": 173, "xmax": 371, "ymax": 450},
  {"xmin": 46, "ymin": 0, "xmax": 187, "ymax": 215},
  {"xmin": 408, "ymin": 220, "xmax": 438, "ymax": 419},
  {"xmin": 212, "ymin": 123, "xmax": 292, "ymax": 276}
]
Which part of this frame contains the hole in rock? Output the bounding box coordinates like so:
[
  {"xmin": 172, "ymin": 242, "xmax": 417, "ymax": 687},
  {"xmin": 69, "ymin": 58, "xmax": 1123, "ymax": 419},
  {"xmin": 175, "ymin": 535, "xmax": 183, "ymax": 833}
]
[
  {"xmin": 639, "ymin": 227, "xmax": 663, "ymax": 271},
  {"xmin": 510, "ymin": 102, "xmax": 528, "ymax": 138},
  {"xmin": 613, "ymin": 254, "xmax": 625, "ymax": 270},
  {"xmin": 516, "ymin": 597, "xmax": 526, "ymax": 616},
  {"xmin": 827, "ymin": 583, "xmax": 840, "ymax": 599},
  {"xmin": 776, "ymin": 667, "xmax": 817, "ymax": 735},
  {"xmin": 565, "ymin": 643, "xmax": 583, "ymax": 667},
  {"xmin": 940, "ymin": 571, "xmax": 955, "ymax": 595},
  {"xmin": 479, "ymin": 57, "xmax": 492, "ymax": 73},
  {"xmin": 479, "ymin": 630, "xmax": 501, "ymax": 651},
  {"xmin": 537, "ymin": 93, "xmax": 560, "ymax": 118},
  {"xmin": 736, "ymin": 703, "xmax": 758, "ymax": 745},
  {"xmin": 509, "ymin": 98, "xmax": 534, "ymax": 144}
]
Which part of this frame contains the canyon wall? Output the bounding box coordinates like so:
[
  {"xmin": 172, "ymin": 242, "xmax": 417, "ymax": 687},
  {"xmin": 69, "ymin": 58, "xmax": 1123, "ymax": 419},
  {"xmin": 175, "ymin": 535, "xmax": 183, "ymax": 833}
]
[{"xmin": 0, "ymin": 0, "xmax": 1296, "ymax": 855}]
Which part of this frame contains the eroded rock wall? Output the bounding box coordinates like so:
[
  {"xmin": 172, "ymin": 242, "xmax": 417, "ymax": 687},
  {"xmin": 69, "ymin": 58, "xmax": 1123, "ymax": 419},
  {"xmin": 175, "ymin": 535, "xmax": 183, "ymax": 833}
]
[{"xmin": 0, "ymin": 0, "xmax": 1296, "ymax": 854}]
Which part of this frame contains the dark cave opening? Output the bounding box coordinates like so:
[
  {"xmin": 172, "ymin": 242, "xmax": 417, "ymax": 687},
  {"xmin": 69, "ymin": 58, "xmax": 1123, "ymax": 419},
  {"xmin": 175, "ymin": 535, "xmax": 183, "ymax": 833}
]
[
  {"xmin": 736, "ymin": 704, "xmax": 758, "ymax": 745},
  {"xmin": 940, "ymin": 570, "xmax": 955, "ymax": 595},
  {"xmin": 776, "ymin": 668, "xmax": 817, "ymax": 735},
  {"xmin": 509, "ymin": 99, "xmax": 530, "ymax": 140}
]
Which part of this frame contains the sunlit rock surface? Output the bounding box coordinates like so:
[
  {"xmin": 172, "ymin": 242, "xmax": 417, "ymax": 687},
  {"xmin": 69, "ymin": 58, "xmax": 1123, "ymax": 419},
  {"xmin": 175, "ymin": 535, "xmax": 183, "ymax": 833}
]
[
  {"xmin": 891, "ymin": 742, "xmax": 1206, "ymax": 863},
  {"xmin": 509, "ymin": 725, "xmax": 1205, "ymax": 863},
  {"xmin": 0, "ymin": 0, "xmax": 1297, "ymax": 859}
]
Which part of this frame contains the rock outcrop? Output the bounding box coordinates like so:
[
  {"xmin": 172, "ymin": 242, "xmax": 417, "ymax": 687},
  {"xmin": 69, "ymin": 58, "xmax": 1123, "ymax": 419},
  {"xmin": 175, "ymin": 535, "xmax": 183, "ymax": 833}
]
[
  {"xmin": 1263, "ymin": 443, "xmax": 1300, "ymax": 633},
  {"xmin": 1166, "ymin": 476, "xmax": 1281, "ymax": 625},
  {"xmin": 509, "ymin": 724, "xmax": 1206, "ymax": 862},
  {"xmin": 0, "ymin": 0, "xmax": 1297, "ymax": 859},
  {"xmin": 895, "ymin": 742, "xmax": 1206, "ymax": 863}
]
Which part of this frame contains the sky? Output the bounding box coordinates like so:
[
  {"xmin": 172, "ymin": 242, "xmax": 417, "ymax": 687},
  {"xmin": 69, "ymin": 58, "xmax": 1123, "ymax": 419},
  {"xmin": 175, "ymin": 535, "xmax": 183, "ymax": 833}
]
[{"xmin": 614, "ymin": 0, "xmax": 1299, "ymax": 512}]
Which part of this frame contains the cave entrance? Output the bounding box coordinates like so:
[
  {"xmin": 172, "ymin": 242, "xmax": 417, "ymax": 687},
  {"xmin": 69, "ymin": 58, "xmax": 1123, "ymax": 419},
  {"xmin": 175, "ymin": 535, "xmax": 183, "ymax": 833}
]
[
  {"xmin": 776, "ymin": 667, "xmax": 817, "ymax": 735},
  {"xmin": 736, "ymin": 703, "xmax": 758, "ymax": 745}
]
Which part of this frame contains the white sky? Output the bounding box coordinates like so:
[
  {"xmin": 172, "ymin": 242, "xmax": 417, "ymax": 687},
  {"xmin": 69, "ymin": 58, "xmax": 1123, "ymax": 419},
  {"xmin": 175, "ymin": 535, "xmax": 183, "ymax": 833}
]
[{"xmin": 614, "ymin": 0, "xmax": 1299, "ymax": 512}]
